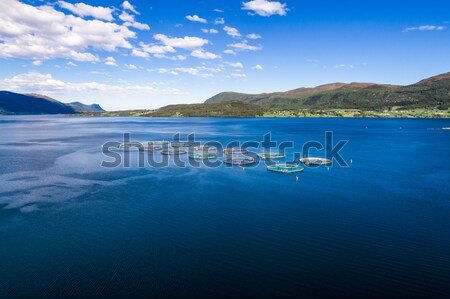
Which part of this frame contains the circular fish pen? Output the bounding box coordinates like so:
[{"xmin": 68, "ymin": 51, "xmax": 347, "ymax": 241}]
[
  {"xmin": 148, "ymin": 141, "xmax": 169, "ymax": 146},
  {"xmin": 119, "ymin": 142, "xmax": 144, "ymax": 151},
  {"xmin": 194, "ymin": 146, "xmax": 217, "ymax": 151},
  {"xmin": 189, "ymin": 153, "xmax": 219, "ymax": 160},
  {"xmin": 223, "ymin": 157, "xmax": 256, "ymax": 166},
  {"xmin": 161, "ymin": 149, "xmax": 188, "ymax": 155},
  {"xmin": 171, "ymin": 142, "xmax": 193, "ymax": 148},
  {"xmin": 223, "ymin": 148, "xmax": 249, "ymax": 155},
  {"xmin": 267, "ymin": 163, "xmax": 304, "ymax": 173},
  {"xmin": 299, "ymin": 157, "xmax": 332, "ymax": 166},
  {"xmin": 257, "ymin": 153, "xmax": 285, "ymax": 160},
  {"xmin": 145, "ymin": 145, "xmax": 162, "ymax": 151}
]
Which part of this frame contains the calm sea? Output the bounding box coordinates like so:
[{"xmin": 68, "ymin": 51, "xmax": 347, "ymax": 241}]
[{"xmin": 1, "ymin": 116, "xmax": 449, "ymax": 298}]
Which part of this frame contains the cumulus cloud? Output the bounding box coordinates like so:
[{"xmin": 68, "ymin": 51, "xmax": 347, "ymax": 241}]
[
  {"xmin": 252, "ymin": 64, "xmax": 263, "ymax": 70},
  {"xmin": 32, "ymin": 60, "xmax": 43, "ymax": 66},
  {"xmin": 242, "ymin": 0, "xmax": 288, "ymax": 17},
  {"xmin": 223, "ymin": 49, "xmax": 237, "ymax": 55},
  {"xmin": 58, "ymin": 1, "xmax": 114, "ymax": 21},
  {"xmin": 404, "ymin": 25, "xmax": 446, "ymax": 32},
  {"xmin": 0, "ymin": 0, "xmax": 138, "ymax": 62},
  {"xmin": 225, "ymin": 62, "xmax": 244, "ymax": 69},
  {"xmin": 247, "ymin": 33, "xmax": 262, "ymax": 39},
  {"xmin": 131, "ymin": 48, "xmax": 150, "ymax": 58},
  {"xmin": 140, "ymin": 42, "xmax": 176, "ymax": 54},
  {"xmin": 67, "ymin": 61, "xmax": 78, "ymax": 67},
  {"xmin": 0, "ymin": 72, "xmax": 185, "ymax": 95},
  {"xmin": 186, "ymin": 15, "xmax": 207, "ymax": 23},
  {"xmin": 154, "ymin": 34, "xmax": 209, "ymax": 50},
  {"xmin": 228, "ymin": 42, "xmax": 262, "ymax": 51},
  {"xmin": 124, "ymin": 63, "xmax": 137, "ymax": 70},
  {"xmin": 201, "ymin": 28, "xmax": 219, "ymax": 34},
  {"xmin": 122, "ymin": 1, "xmax": 139, "ymax": 14},
  {"xmin": 104, "ymin": 56, "xmax": 118, "ymax": 66},
  {"xmin": 223, "ymin": 26, "xmax": 241, "ymax": 38},
  {"xmin": 190, "ymin": 49, "xmax": 221, "ymax": 59}
]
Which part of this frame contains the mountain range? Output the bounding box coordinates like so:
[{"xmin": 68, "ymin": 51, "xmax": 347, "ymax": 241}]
[
  {"xmin": 0, "ymin": 91, "xmax": 104, "ymax": 115},
  {"xmin": 206, "ymin": 72, "xmax": 450, "ymax": 111}
]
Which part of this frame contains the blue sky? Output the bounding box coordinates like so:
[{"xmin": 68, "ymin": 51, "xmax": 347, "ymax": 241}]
[{"xmin": 0, "ymin": 0, "xmax": 449, "ymax": 110}]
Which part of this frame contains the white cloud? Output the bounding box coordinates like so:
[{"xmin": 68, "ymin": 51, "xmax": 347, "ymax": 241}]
[
  {"xmin": 124, "ymin": 21, "xmax": 150, "ymax": 30},
  {"xmin": 32, "ymin": 60, "xmax": 43, "ymax": 66},
  {"xmin": 214, "ymin": 9, "xmax": 224, "ymax": 13},
  {"xmin": 223, "ymin": 26, "xmax": 241, "ymax": 38},
  {"xmin": 190, "ymin": 49, "xmax": 221, "ymax": 59},
  {"xmin": 122, "ymin": 1, "xmax": 139, "ymax": 15},
  {"xmin": 215, "ymin": 17, "xmax": 225, "ymax": 25},
  {"xmin": 154, "ymin": 54, "xmax": 187, "ymax": 61},
  {"xmin": 104, "ymin": 56, "xmax": 118, "ymax": 66},
  {"xmin": 231, "ymin": 73, "xmax": 247, "ymax": 78},
  {"xmin": 186, "ymin": 15, "xmax": 207, "ymax": 24},
  {"xmin": 0, "ymin": 72, "xmax": 185, "ymax": 95},
  {"xmin": 242, "ymin": 0, "xmax": 288, "ymax": 17},
  {"xmin": 404, "ymin": 25, "xmax": 446, "ymax": 32},
  {"xmin": 0, "ymin": 0, "xmax": 137, "ymax": 62},
  {"xmin": 252, "ymin": 64, "xmax": 263, "ymax": 70},
  {"xmin": 131, "ymin": 49, "xmax": 150, "ymax": 58},
  {"xmin": 247, "ymin": 33, "xmax": 262, "ymax": 39},
  {"xmin": 201, "ymin": 28, "xmax": 219, "ymax": 34},
  {"xmin": 157, "ymin": 67, "xmax": 217, "ymax": 78},
  {"xmin": 225, "ymin": 62, "xmax": 244, "ymax": 69},
  {"xmin": 154, "ymin": 34, "xmax": 209, "ymax": 50},
  {"xmin": 67, "ymin": 61, "xmax": 77, "ymax": 67},
  {"xmin": 119, "ymin": 11, "xmax": 135, "ymax": 22},
  {"xmin": 58, "ymin": 1, "xmax": 114, "ymax": 21},
  {"xmin": 335, "ymin": 64, "xmax": 354, "ymax": 69},
  {"xmin": 140, "ymin": 42, "xmax": 176, "ymax": 54},
  {"xmin": 124, "ymin": 63, "xmax": 137, "ymax": 70},
  {"xmin": 223, "ymin": 49, "xmax": 237, "ymax": 55},
  {"xmin": 228, "ymin": 42, "xmax": 262, "ymax": 51}
]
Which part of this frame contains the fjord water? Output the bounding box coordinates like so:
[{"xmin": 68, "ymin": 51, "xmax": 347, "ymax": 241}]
[{"xmin": 0, "ymin": 116, "xmax": 449, "ymax": 298}]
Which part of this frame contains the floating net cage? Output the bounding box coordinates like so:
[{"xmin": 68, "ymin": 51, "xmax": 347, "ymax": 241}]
[
  {"xmin": 145, "ymin": 145, "xmax": 162, "ymax": 151},
  {"xmin": 299, "ymin": 157, "xmax": 332, "ymax": 166},
  {"xmin": 161, "ymin": 149, "xmax": 188, "ymax": 155},
  {"xmin": 257, "ymin": 152, "xmax": 285, "ymax": 160},
  {"xmin": 194, "ymin": 146, "xmax": 218, "ymax": 151},
  {"xmin": 223, "ymin": 157, "xmax": 256, "ymax": 166},
  {"xmin": 171, "ymin": 142, "xmax": 193, "ymax": 148},
  {"xmin": 189, "ymin": 153, "xmax": 219, "ymax": 160},
  {"xmin": 267, "ymin": 163, "xmax": 304, "ymax": 173},
  {"xmin": 148, "ymin": 141, "xmax": 169, "ymax": 146},
  {"xmin": 223, "ymin": 148, "xmax": 249, "ymax": 155}
]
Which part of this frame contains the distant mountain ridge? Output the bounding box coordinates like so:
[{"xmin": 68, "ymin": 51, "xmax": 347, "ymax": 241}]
[
  {"xmin": 0, "ymin": 91, "xmax": 104, "ymax": 114},
  {"xmin": 206, "ymin": 72, "xmax": 450, "ymax": 111}
]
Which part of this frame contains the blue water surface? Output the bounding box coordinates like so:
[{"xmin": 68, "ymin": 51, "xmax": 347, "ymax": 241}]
[{"xmin": 0, "ymin": 116, "xmax": 449, "ymax": 298}]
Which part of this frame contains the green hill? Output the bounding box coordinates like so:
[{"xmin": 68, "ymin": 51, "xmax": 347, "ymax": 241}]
[
  {"xmin": 206, "ymin": 73, "xmax": 450, "ymax": 111},
  {"xmin": 80, "ymin": 101, "xmax": 266, "ymax": 117}
]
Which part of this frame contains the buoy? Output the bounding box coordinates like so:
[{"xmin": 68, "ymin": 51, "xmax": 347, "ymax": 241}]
[
  {"xmin": 350, "ymin": 159, "xmax": 353, "ymax": 164},
  {"xmin": 296, "ymin": 175, "xmax": 299, "ymax": 182}
]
